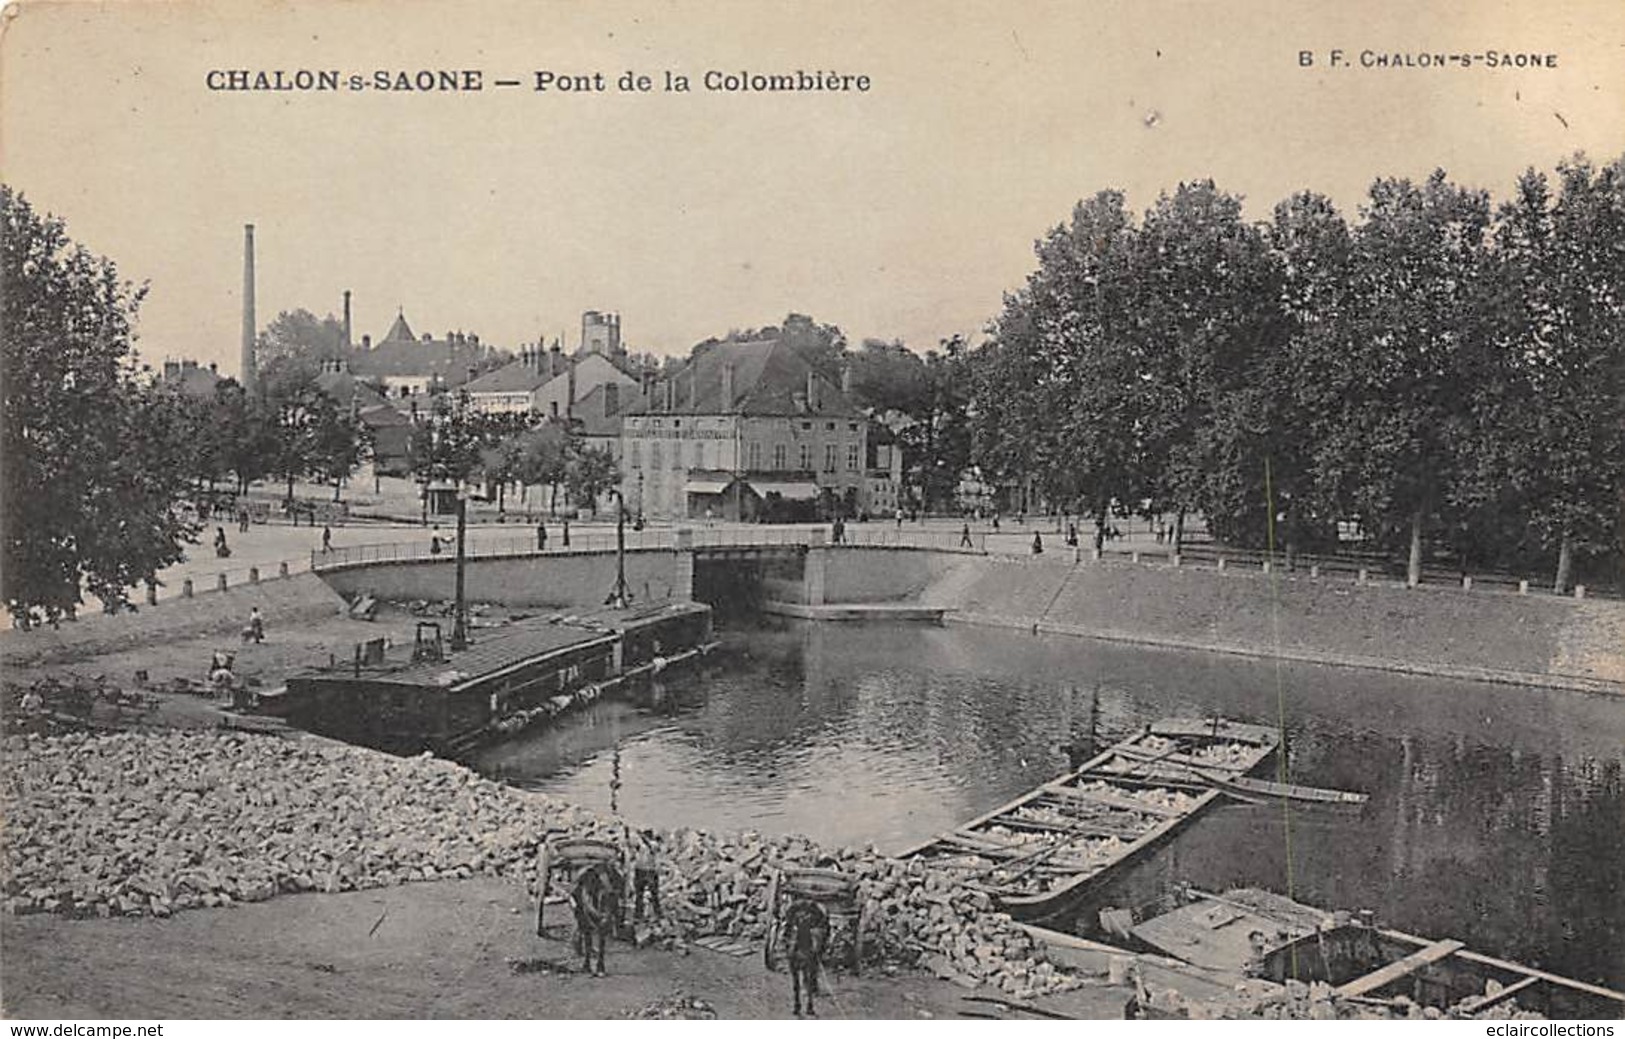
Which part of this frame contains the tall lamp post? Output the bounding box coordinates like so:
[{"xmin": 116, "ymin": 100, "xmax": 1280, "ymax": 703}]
[
  {"xmin": 606, "ymin": 488, "xmax": 630, "ymax": 609},
  {"xmin": 451, "ymin": 482, "xmax": 470, "ymax": 649}
]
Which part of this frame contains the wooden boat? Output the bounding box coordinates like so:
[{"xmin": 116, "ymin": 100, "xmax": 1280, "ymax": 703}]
[
  {"xmin": 1129, "ymin": 888, "xmax": 1625, "ymax": 1019},
  {"xmin": 1191, "ymin": 771, "xmax": 1368, "ymax": 806},
  {"xmin": 896, "ymin": 717, "xmax": 1280, "ymax": 923}
]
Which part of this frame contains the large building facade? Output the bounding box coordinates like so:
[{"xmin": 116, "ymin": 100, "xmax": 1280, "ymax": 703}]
[{"xmin": 619, "ymin": 338, "xmax": 874, "ymax": 521}]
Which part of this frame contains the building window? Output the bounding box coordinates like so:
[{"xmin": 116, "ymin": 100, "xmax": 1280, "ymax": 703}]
[
  {"xmin": 847, "ymin": 443, "xmax": 860, "ymax": 471},
  {"xmin": 672, "ymin": 442, "xmax": 683, "ymax": 469},
  {"xmin": 799, "ymin": 444, "xmax": 812, "ymax": 471},
  {"xmin": 630, "ymin": 442, "xmax": 642, "ymax": 469},
  {"xmin": 748, "ymin": 441, "xmax": 762, "ymax": 469},
  {"xmin": 801, "ymin": 421, "xmax": 812, "ymax": 431},
  {"xmin": 849, "ymin": 423, "xmax": 858, "ymax": 432},
  {"xmin": 826, "ymin": 422, "xmax": 835, "ymax": 431},
  {"xmin": 773, "ymin": 444, "xmax": 786, "ymax": 470},
  {"xmin": 651, "ymin": 441, "xmax": 663, "ymax": 469},
  {"xmin": 824, "ymin": 444, "xmax": 837, "ymax": 472}
]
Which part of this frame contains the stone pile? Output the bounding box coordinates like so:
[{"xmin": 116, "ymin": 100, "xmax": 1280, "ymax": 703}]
[{"xmin": 1, "ymin": 730, "xmax": 1085, "ymax": 999}]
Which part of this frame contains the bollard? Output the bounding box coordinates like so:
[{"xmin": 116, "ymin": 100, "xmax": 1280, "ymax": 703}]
[
  {"xmin": 217, "ymin": 573, "xmax": 228, "ymax": 592},
  {"xmin": 1217, "ymin": 558, "xmax": 1227, "ymax": 571},
  {"xmin": 1261, "ymin": 559, "xmax": 1272, "ymax": 574},
  {"xmin": 1072, "ymin": 547, "xmax": 1082, "ymax": 564},
  {"xmin": 1131, "ymin": 551, "xmax": 1141, "ymax": 564},
  {"xmin": 1171, "ymin": 553, "xmax": 1182, "ymax": 568},
  {"xmin": 182, "ymin": 578, "xmax": 194, "ymax": 598},
  {"xmin": 1091, "ymin": 548, "xmax": 1102, "ymax": 562},
  {"xmin": 1574, "ymin": 585, "xmax": 1586, "ymax": 600},
  {"xmin": 1461, "ymin": 575, "xmax": 1472, "ymax": 591},
  {"xmin": 249, "ymin": 566, "xmax": 260, "ymax": 584},
  {"xmin": 279, "ymin": 561, "xmax": 290, "ymax": 578},
  {"xmin": 1518, "ymin": 579, "xmax": 1529, "ymax": 595},
  {"xmin": 1309, "ymin": 564, "xmax": 1319, "ymax": 579},
  {"xmin": 1357, "ymin": 568, "xmax": 1368, "ymax": 584}
]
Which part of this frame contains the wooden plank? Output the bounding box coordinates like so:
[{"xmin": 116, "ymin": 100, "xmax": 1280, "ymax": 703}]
[
  {"xmin": 1047, "ymin": 783, "xmax": 1184, "ymax": 817},
  {"xmin": 1110, "ymin": 742, "xmax": 1253, "ymax": 774},
  {"xmin": 992, "ymin": 813, "xmax": 1147, "ymax": 840},
  {"xmin": 1335, "ymin": 939, "xmax": 1466, "ymax": 998},
  {"xmin": 1456, "ymin": 976, "xmax": 1540, "ymax": 1015}
]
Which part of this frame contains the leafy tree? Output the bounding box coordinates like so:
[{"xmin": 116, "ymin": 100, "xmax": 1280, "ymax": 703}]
[
  {"xmin": 1, "ymin": 186, "xmax": 197, "ymax": 624},
  {"xmin": 1489, "ymin": 157, "xmax": 1625, "ymax": 590},
  {"xmin": 1322, "ymin": 171, "xmax": 1493, "ymax": 585},
  {"xmin": 258, "ymin": 308, "xmax": 347, "ymax": 371},
  {"xmin": 1131, "ymin": 181, "xmax": 1282, "ymax": 550},
  {"xmin": 977, "ymin": 191, "xmax": 1147, "ymax": 544},
  {"xmin": 564, "ymin": 444, "xmax": 621, "ymax": 515},
  {"xmin": 309, "ymin": 402, "xmax": 369, "ymax": 501},
  {"xmin": 847, "ymin": 338, "xmax": 930, "ymax": 416},
  {"xmin": 510, "ymin": 425, "xmax": 575, "ymax": 515},
  {"xmin": 406, "ymin": 391, "xmax": 487, "ymax": 486}
]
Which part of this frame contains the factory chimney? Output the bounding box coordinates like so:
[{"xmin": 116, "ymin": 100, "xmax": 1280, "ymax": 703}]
[
  {"xmin": 241, "ymin": 224, "xmax": 257, "ymax": 394},
  {"xmin": 342, "ymin": 290, "xmax": 353, "ymax": 348}
]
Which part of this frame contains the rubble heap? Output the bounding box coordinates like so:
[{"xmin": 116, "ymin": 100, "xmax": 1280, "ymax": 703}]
[{"xmin": 1, "ymin": 731, "xmax": 1083, "ymax": 998}]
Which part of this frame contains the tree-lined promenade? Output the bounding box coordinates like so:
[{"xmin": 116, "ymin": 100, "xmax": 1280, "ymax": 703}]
[{"xmin": 969, "ymin": 158, "xmax": 1625, "ymax": 593}]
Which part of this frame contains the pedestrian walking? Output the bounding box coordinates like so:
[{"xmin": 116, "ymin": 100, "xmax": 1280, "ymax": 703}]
[
  {"xmin": 992, "ymin": 512, "xmax": 1001, "ymax": 533},
  {"xmin": 246, "ymin": 606, "xmax": 264, "ymax": 644},
  {"xmin": 536, "ymin": 520, "xmax": 548, "ymax": 551},
  {"xmin": 1031, "ymin": 531, "xmax": 1044, "ymax": 555},
  {"xmin": 832, "ymin": 516, "xmax": 845, "ymax": 544},
  {"xmin": 1066, "ymin": 522, "xmax": 1079, "ymax": 547},
  {"xmin": 895, "ymin": 507, "xmax": 904, "ymax": 529},
  {"xmin": 562, "ymin": 519, "xmax": 571, "ymax": 548},
  {"xmin": 321, "ymin": 525, "xmax": 332, "ymax": 554},
  {"xmin": 238, "ymin": 508, "xmax": 250, "ymax": 533},
  {"xmin": 960, "ymin": 522, "xmax": 974, "ymax": 549},
  {"xmin": 214, "ymin": 526, "xmax": 230, "ymax": 558},
  {"xmin": 429, "ymin": 525, "xmax": 443, "ymax": 556}
]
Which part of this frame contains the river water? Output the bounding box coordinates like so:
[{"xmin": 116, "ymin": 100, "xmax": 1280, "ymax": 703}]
[{"xmin": 470, "ymin": 619, "xmax": 1625, "ymax": 990}]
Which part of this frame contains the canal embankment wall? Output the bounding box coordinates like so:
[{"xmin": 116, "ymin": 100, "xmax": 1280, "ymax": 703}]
[
  {"xmin": 804, "ymin": 549, "xmax": 1625, "ymax": 694},
  {"xmin": 315, "ymin": 549, "xmax": 684, "ymax": 610},
  {"xmin": 0, "ymin": 573, "xmax": 348, "ymax": 669}
]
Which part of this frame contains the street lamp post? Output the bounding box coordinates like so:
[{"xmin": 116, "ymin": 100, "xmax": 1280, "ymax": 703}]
[
  {"xmin": 451, "ymin": 483, "xmax": 470, "ymax": 649},
  {"xmin": 607, "ymin": 488, "xmax": 630, "ymax": 609}
]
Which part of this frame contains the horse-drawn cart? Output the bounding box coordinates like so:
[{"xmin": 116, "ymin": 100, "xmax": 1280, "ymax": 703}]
[
  {"xmin": 763, "ymin": 866, "xmax": 873, "ymax": 975},
  {"xmin": 536, "ymin": 836, "xmax": 622, "ymax": 938}
]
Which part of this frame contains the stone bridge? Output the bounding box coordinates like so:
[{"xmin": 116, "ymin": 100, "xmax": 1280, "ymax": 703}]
[{"xmin": 310, "ymin": 525, "xmax": 983, "ymax": 612}]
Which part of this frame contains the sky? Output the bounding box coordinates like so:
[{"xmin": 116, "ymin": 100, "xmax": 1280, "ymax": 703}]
[{"xmin": 3, "ymin": 0, "xmax": 1622, "ymax": 377}]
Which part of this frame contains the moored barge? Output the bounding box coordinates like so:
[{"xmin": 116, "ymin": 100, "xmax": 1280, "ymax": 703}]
[{"xmin": 275, "ymin": 601, "xmax": 712, "ymax": 755}]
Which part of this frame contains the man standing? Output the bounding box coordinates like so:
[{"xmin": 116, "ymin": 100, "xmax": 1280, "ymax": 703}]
[
  {"xmin": 536, "ymin": 520, "xmax": 548, "ymax": 551},
  {"xmin": 321, "ymin": 525, "xmax": 333, "ymax": 554},
  {"xmin": 247, "ymin": 606, "xmax": 265, "ymax": 644},
  {"xmin": 627, "ymin": 828, "xmax": 661, "ymax": 923},
  {"xmin": 960, "ymin": 522, "xmax": 974, "ymax": 549}
]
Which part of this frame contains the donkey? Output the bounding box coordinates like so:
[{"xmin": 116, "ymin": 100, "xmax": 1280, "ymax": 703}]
[
  {"xmin": 570, "ymin": 861, "xmax": 624, "ymax": 977},
  {"xmin": 784, "ymin": 897, "xmax": 830, "ymax": 1017}
]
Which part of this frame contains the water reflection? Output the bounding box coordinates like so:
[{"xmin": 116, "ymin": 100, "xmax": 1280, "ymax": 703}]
[{"xmin": 469, "ymin": 620, "xmax": 1625, "ymax": 988}]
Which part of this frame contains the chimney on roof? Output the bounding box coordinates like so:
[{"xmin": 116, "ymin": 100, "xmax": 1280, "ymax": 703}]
[
  {"xmin": 549, "ymin": 341, "xmax": 562, "ymax": 379},
  {"xmin": 342, "ymin": 290, "xmax": 352, "ymax": 347},
  {"xmin": 162, "ymin": 359, "xmax": 180, "ymax": 380},
  {"xmin": 566, "ymin": 358, "xmax": 577, "ymax": 417},
  {"xmin": 362, "ymin": 333, "xmax": 372, "ymax": 350},
  {"xmin": 209, "ymin": 362, "xmax": 218, "ymax": 373},
  {"xmin": 720, "ymin": 362, "xmax": 735, "ymax": 411}
]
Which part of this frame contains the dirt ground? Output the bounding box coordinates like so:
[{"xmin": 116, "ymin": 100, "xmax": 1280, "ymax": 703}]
[{"xmin": 0, "ymin": 877, "xmax": 1131, "ymax": 1020}]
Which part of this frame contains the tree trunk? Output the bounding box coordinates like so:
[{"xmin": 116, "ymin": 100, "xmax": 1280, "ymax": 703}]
[
  {"xmin": 1554, "ymin": 533, "xmax": 1573, "ymax": 594},
  {"xmin": 286, "ymin": 474, "xmax": 296, "ymax": 505},
  {"xmin": 1172, "ymin": 511, "xmax": 1185, "ymax": 554},
  {"xmin": 549, "ymin": 484, "xmax": 558, "ymax": 518},
  {"xmin": 1407, "ymin": 508, "xmax": 1424, "ymax": 588},
  {"xmin": 497, "ymin": 482, "xmax": 506, "ymax": 512},
  {"xmin": 332, "ymin": 480, "xmax": 341, "ymax": 502},
  {"xmin": 1093, "ymin": 506, "xmax": 1107, "ymax": 552}
]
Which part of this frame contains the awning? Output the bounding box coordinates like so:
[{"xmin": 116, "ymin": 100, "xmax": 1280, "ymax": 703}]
[
  {"xmin": 684, "ymin": 479, "xmax": 733, "ymax": 495},
  {"xmin": 748, "ymin": 480, "xmax": 820, "ymax": 500}
]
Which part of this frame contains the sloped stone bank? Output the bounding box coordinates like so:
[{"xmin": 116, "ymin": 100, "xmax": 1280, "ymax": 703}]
[{"xmin": 0, "ymin": 731, "xmax": 1079, "ymax": 999}]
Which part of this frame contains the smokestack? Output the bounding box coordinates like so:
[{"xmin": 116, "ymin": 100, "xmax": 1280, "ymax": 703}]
[
  {"xmin": 241, "ymin": 224, "xmax": 257, "ymax": 394},
  {"xmin": 342, "ymin": 290, "xmax": 352, "ymax": 347}
]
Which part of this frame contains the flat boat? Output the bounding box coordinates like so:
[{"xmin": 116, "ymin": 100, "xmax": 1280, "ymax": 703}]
[{"xmin": 897, "ymin": 717, "xmax": 1280, "ymax": 922}]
